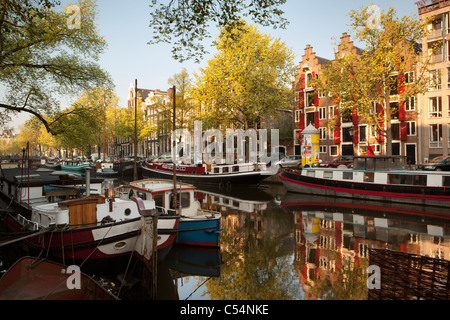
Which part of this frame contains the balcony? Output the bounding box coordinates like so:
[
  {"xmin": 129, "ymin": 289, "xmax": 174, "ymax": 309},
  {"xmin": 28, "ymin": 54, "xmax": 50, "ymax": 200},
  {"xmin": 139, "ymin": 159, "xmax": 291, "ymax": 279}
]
[
  {"xmin": 417, "ymin": 0, "xmax": 450, "ymax": 14},
  {"xmin": 428, "ymin": 28, "xmax": 444, "ymax": 40}
]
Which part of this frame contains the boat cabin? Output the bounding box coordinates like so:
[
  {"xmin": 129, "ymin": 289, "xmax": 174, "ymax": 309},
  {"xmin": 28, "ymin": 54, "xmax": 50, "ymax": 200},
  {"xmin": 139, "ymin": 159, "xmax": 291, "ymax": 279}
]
[
  {"xmin": 302, "ymin": 155, "xmax": 450, "ymax": 188},
  {"xmin": 128, "ymin": 179, "xmax": 199, "ymax": 217}
]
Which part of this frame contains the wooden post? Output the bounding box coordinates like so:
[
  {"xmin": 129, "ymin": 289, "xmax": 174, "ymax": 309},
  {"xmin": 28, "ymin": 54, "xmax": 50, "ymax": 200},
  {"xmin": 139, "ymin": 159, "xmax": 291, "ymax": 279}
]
[
  {"xmin": 134, "ymin": 79, "xmax": 138, "ymax": 181},
  {"xmin": 172, "ymin": 86, "xmax": 177, "ymax": 211}
]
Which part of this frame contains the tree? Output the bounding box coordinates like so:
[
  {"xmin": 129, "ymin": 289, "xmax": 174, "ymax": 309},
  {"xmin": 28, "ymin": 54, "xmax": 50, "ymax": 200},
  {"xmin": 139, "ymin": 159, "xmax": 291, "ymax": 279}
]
[
  {"xmin": 191, "ymin": 21, "xmax": 296, "ymax": 130},
  {"xmin": 315, "ymin": 6, "xmax": 433, "ymax": 156},
  {"xmin": 167, "ymin": 68, "xmax": 196, "ymax": 130},
  {"xmin": 148, "ymin": 0, "xmax": 288, "ymax": 62},
  {"xmin": 0, "ymin": 0, "xmax": 113, "ymax": 134}
]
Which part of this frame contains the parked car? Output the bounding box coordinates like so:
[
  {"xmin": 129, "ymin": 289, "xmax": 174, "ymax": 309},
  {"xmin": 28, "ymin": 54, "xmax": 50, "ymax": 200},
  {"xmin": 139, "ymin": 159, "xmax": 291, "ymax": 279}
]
[
  {"xmin": 151, "ymin": 154, "xmax": 172, "ymax": 163},
  {"xmin": 416, "ymin": 155, "xmax": 450, "ymax": 171},
  {"xmin": 275, "ymin": 155, "xmax": 302, "ymax": 168},
  {"xmin": 317, "ymin": 156, "xmax": 354, "ymax": 168}
]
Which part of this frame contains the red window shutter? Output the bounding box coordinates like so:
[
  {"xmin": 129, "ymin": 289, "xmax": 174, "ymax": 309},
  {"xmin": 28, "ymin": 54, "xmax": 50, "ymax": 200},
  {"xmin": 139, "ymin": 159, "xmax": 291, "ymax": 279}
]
[
  {"xmin": 399, "ymin": 101, "xmax": 405, "ymax": 121},
  {"xmin": 398, "ymin": 73, "xmax": 405, "ymax": 95},
  {"xmin": 367, "ymin": 145, "xmax": 374, "ymax": 155},
  {"xmin": 353, "ymin": 125, "xmax": 358, "ymax": 144},
  {"xmin": 301, "ymin": 74, "xmax": 305, "ymax": 89},
  {"xmin": 352, "ymin": 106, "xmax": 358, "ymax": 125},
  {"xmin": 377, "ymin": 104, "xmax": 384, "ymax": 122},
  {"xmin": 334, "ymin": 108, "xmax": 341, "ymax": 126},
  {"xmin": 334, "ymin": 126, "xmax": 341, "ymax": 144},
  {"xmin": 314, "ymin": 111, "xmax": 319, "ymax": 128},
  {"xmin": 299, "ymin": 113, "xmax": 305, "ymax": 130},
  {"xmin": 400, "ymin": 122, "xmax": 407, "ymax": 141},
  {"xmin": 298, "ymin": 130, "xmax": 303, "ymax": 145},
  {"xmin": 298, "ymin": 91, "xmax": 304, "ymax": 109},
  {"xmin": 314, "ymin": 93, "xmax": 319, "ymax": 106}
]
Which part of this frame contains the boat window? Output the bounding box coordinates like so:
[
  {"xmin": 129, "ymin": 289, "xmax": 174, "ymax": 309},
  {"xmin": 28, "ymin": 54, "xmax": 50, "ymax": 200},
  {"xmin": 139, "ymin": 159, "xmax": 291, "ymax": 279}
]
[
  {"xmin": 388, "ymin": 174, "xmax": 427, "ymax": 186},
  {"xmin": 343, "ymin": 172, "xmax": 353, "ymax": 180},
  {"xmin": 354, "ymin": 158, "xmax": 366, "ymax": 170},
  {"xmin": 153, "ymin": 194, "xmax": 163, "ymax": 207},
  {"xmin": 180, "ymin": 192, "xmax": 190, "ymax": 208},
  {"xmin": 306, "ymin": 170, "xmax": 315, "ymax": 177},
  {"xmin": 364, "ymin": 172, "xmax": 374, "ymax": 182},
  {"xmin": 233, "ymin": 166, "xmax": 239, "ymax": 172},
  {"xmin": 376, "ymin": 158, "xmax": 388, "ymax": 170},
  {"xmin": 366, "ymin": 158, "xmax": 374, "ymax": 170},
  {"xmin": 214, "ymin": 167, "xmax": 220, "ymax": 174},
  {"xmin": 137, "ymin": 191, "xmax": 147, "ymax": 200},
  {"xmin": 223, "ymin": 167, "xmax": 229, "ymax": 173},
  {"xmin": 443, "ymin": 176, "xmax": 450, "ymax": 186},
  {"xmin": 323, "ymin": 171, "xmax": 333, "ymax": 179}
]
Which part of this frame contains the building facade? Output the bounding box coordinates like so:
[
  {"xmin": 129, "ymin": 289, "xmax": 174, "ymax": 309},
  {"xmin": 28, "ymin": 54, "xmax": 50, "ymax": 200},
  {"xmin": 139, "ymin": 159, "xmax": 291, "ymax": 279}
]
[
  {"xmin": 417, "ymin": 0, "xmax": 450, "ymax": 162},
  {"xmin": 293, "ymin": 32, "xmax": 420, "ymax": 164}
]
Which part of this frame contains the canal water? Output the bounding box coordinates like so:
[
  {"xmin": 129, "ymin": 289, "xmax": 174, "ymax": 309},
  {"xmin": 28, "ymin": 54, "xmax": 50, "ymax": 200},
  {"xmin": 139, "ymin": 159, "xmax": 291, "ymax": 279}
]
[{"xmin": 1, "ymin": 177, "xmax": 450, "ymax": 300}]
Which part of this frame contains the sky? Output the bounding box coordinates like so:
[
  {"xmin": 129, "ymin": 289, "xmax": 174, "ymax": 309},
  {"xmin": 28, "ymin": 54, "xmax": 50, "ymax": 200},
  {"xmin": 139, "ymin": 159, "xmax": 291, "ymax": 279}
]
[{"xmin": 4, "ymin": 0, "xmax": 421, "ymax": 131}]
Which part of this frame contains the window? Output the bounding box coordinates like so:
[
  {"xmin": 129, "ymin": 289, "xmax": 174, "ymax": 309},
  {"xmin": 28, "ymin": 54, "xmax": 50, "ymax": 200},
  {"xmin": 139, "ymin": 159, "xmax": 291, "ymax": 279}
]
[
  {"xmin": 319, "ymin": 127, "xmax": 327, "ymax": 140},
  {"xmin": 407, "ymin": 121, "xmax": 416, "ymax": 136},
  {"xmin": 429, "ymin": 97, "xmax": 442, "ymax": 118},
  {"xmin": 359, "ymin": 125, "xmax": 367, "ymax": 142},
  {"xmin": 295, "ymin": 110, "xmax": 302, "ymax": 123},
  {"xmin": 430, "ymin": 124, "xmax": 443, "ymax": 148},
  {"xmin": 430, "ymin": 69, "xmax": 442, "ymax": 90},
  {"xmin": 329, "ymin": 106, "xmax": 335, "ymax": 119},
  {"xmin": 319, "ymin": 107, "xmax": 326, "ymax": 120},
  {"xmin": 342, "ymin": 127, "xmax": 353, "ymax": 143},
  {"xmin": 390, "ymin": 101, "xmax": 399, "ymax": 119},
  {"xmin": 306, "ymin": 91, "xmax": 315, "ymax": 107},
  {"xmin": 294, "ymin": 130, "xmax": 300, "ymax": 145},
  {"xmin": 330, "ymin": 146, "xmax": 338, "ymax": 156},
  {"xmin": 405, "ymin": 71, "xmax": 414, "ymax": 84},
  {"xmin": 405, "ymin": 96, "xmax": 415, "ymax": 111},
  {"xmin": 389, "ymin": 75, "xmax": 398, "ymax": 95},
  {"xmin": 306, "ymin": 112, "xmax": 315, "ymax": 126},
  {"xmin": 391, "ymin": 123, "xmax": 400, "ymax": 141},
  {"xmin": 319, "ymin": 145, "xmax": 327, "ymax": 153}
]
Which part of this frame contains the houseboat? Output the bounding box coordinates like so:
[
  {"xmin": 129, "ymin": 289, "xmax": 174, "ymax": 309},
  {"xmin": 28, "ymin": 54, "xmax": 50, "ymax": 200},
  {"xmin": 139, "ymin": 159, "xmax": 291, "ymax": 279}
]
[
  {"xmin": 140, "ymin": 161, "xmax": 274, "ymax": 187},
  {"xmin": 279, "ymin": 156, "xmax": 450, "ymax": 208},
  {"xmin": 126, "ymin": 179, "xmax": 222, "ymax": 247},
  {"xmin": 5, "ymin": 180, "xmax": 178, "ymax": 263}
]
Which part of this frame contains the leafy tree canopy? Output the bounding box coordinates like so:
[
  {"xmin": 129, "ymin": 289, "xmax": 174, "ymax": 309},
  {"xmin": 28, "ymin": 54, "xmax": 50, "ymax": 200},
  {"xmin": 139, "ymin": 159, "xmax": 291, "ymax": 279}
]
[{"xmin": 148, "ymin": 0, "xmax": 288, "ymax": 62}]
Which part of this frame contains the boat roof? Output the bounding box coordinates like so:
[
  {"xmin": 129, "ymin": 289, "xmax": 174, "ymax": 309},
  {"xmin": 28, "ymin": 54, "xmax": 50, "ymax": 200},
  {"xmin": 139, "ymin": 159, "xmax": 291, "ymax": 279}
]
[{"xmin": 129, "ymin": 179, "xmax": 196, "ymax": 193}]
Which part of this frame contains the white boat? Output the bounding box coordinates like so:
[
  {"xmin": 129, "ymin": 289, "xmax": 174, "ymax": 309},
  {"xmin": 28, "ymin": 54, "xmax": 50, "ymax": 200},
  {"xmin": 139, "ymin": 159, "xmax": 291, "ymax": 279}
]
[
  {"xmin": 125, "ymin": 179, "xmax": 222, "ymax": 247},
  {"xmin": 280, "ymin": 155, "xmax": 450, "ymax": 208},
  {"xmin": 5, "ymin": 180, "xmax": 178, "ymax": 263}
]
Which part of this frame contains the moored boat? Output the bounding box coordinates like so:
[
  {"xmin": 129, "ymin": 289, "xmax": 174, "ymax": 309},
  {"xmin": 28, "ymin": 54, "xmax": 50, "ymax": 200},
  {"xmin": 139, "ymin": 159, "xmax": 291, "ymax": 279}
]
[
  {"xmin": 279, "ymin": 155, "xmax": 450, "ymax": 208},
  {"xmin": 0, "ymin": 256, "xmax": 118, "ymax": 300},
  {"xmin": 140, "ymin": 161, "xmax": 274, "ymax": 187},
  {"xmin": 127, "ymin": 179, "xmax": 222, "ymax": 247},
  {"xmin": 60, "ymin": 159, "xmax": 92, "ymax": 172}
]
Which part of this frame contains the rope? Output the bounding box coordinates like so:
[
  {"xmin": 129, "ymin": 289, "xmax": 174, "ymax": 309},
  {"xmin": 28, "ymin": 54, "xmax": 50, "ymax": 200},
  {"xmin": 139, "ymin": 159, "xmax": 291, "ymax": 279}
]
[{"xmin": 0, "ymin": 227, "xmax": 52, "ymax": 247}]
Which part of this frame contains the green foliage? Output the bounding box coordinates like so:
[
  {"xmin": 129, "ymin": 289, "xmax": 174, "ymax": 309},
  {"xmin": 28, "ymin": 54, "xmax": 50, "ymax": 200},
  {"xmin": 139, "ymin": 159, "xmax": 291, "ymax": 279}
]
[
  {"xmin": 191, "ymin": 21, "xmax": 296, "ymax": 130},
  {"xmin": 148, "ymin": 0, "xmax": 288, "ymax": 62},
  {"xmin": 0, "ymin": 0, "xmax": 113, "ymax": 133}
]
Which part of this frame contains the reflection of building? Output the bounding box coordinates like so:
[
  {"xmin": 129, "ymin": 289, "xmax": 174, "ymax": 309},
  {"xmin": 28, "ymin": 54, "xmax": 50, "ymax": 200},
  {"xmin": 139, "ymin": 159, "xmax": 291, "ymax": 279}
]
[{"xmin": 291, "ymin": 208, "xmax": 450, "ymax": 300}]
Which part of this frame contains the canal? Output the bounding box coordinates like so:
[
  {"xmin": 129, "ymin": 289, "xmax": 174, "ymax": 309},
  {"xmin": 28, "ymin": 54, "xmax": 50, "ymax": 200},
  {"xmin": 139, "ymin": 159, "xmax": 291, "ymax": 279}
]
[{"xmin": 1, "ymin": 179, "xmax": 450, "ymax": 300}]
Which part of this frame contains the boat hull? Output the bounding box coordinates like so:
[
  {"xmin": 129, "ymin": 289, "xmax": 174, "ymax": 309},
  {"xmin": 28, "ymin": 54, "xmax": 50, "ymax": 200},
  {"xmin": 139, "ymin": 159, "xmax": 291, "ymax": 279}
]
[
  {"xmin": 141, "ymin": 165, "xmax": 271, "ymax": 186},
  {"xmin": 5, "ymin": 213, "xmax": 177, "ymax": 263},
  {"xmin": 279, "ymin": 169, "xmax": 450, "ymax": 208},
  {"xmin": 0, "ymin": 257, "xmax": 118, "ymax": 300},
  {"xmin": 176, "ymin": 216, "xmax": 221, "ymax": 247}
]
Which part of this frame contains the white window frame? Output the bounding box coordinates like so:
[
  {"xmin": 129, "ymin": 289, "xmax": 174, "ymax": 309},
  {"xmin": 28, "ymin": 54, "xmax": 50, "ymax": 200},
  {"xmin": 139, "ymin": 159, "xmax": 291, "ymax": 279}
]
[
  {"xmin": 430, "ymin": 124, "xmax": 443, "ymax": 148},
  {"xmin": 319, "ymin": 107, "xmax": 326, "ymax": 120},
  {"xmin": 429, "ymin": 97, "xmax": 442, "ymax": 118},
  {"xmin": 407, "ymin": 121, "xmax": 416, "ymax": 136}
]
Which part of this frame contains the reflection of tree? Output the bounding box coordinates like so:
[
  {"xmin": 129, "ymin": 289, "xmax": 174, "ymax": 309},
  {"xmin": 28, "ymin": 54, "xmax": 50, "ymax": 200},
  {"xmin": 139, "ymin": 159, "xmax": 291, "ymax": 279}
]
[
  {"xmin": 310, "ymin": 254, "xmax": 369, "ymax": 300},
  {"xmin": 205, "ymin": 211, "xmax": 298, "ymax": 300}
]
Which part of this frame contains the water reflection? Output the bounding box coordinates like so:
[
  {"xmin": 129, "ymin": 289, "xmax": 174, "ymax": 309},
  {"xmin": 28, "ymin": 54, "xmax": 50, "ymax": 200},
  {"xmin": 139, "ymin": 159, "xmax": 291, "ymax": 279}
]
[{"xmin": 173, "ymin": 186, "xmax": 450, "ymax": 300}]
